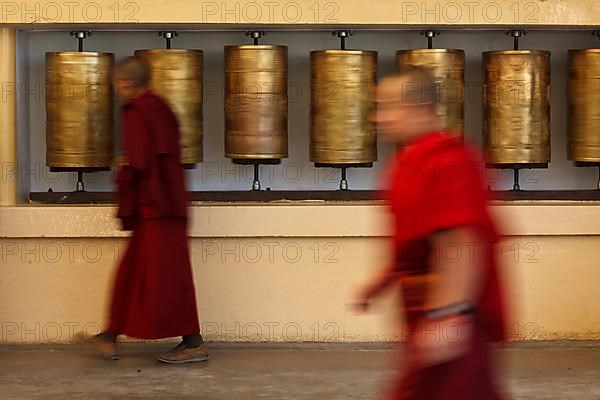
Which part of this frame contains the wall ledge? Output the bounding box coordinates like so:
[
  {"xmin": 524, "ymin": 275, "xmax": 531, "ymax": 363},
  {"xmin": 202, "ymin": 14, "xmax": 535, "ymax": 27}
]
[{"xmin": 2, "ymin": 202, "xmax": 600, "ymax": 238}]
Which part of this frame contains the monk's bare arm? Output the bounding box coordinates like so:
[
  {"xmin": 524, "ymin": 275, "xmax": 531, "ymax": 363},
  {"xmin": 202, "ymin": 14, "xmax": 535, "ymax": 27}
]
[
  {"xmin": 352, "ymin": 262, "xmax": 401, "ymax": 311},
  {"xmin": 361, "ymin": 265, "xmax": 400, "ymax": 300},
  {"xmin": 423, "ymin": 226, "xmax": 484, "ymax": 311}
]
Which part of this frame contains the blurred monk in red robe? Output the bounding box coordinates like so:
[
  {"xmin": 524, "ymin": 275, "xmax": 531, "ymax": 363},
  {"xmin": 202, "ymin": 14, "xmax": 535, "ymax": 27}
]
[
  {"xmin": 354, "ymin": 67, "xmax": 508, "ymax": 399},
  {"xmin": 91, "ymin": 56, "xmax": 208, "ymax": 364}
]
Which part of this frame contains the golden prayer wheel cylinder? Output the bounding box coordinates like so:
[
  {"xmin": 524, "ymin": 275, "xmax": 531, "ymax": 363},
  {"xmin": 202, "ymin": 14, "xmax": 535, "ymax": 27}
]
[
  {"xmin": 135, "ymin": 49, "xmax": 204, "ymax": 164},
  {"xmin": 46, "ymin": 52, "xmax": 114, "ymax": 169},
  {"xmin": 483, "ymin": 50, "xmax": 551, "ymax": 165},
  {"xmin": 395, "ymin": 49, "xmax": 464, "ymax": 135},
  {"xmin": 310, "ymin": 50, "xmax": 377, "ymax": 165},
  {"xmin": 568, "ymin": 49, "xmax": 600, "ymax": 162},
  {"xmin": 224, "ymin": 45, "xmax": 288, "ymax": 160}
]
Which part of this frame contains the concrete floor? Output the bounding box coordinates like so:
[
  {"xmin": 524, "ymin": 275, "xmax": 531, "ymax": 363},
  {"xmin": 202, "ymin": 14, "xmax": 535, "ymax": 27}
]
[{"xmin": 1, "ymin": 342, "xmax": 600, "ymax": 399}]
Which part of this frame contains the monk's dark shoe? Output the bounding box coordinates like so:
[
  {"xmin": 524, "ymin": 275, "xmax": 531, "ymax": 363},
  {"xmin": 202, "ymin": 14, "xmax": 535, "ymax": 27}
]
[{"xmin": 157, "ymin": 343, "xmax": 209, "ymax": 364}]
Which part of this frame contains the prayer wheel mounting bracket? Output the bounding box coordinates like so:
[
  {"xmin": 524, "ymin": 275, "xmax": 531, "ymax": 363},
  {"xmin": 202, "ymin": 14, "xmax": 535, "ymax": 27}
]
[
  {"xmin": 315, "ymin": 163, "xmax": 374, "ymax": 191},
  {"xmin": 486, "ymin": 163, "xmax": 548, "ymax": 191},
  {"xmin": 48, "ymin": 167, "xmax": 110, "ymax": 193},
  {"xmin": 70, "ymin": 31, "xmax": 91, "ymax": 52},
  {"xmin": 506, "ymin": 29, "xmax": 526, "ymax": 50},
  {"xmin": 246, "ymin": 31, "xmax": 265, "ymax": 45},
  {"xmin": 333, "ymin": 30, "xmax": 352, "ymax": 50},
  {"xmin": 421, "ymin": 30, "xmax": 440, "ymax": 49},
  {"xmin": 233, "ymin": 159, "xmax": 281, "ymax": 191},
  {"xmin": 159, "ymin": 31, "xmax": 178, "ymax": 49}
]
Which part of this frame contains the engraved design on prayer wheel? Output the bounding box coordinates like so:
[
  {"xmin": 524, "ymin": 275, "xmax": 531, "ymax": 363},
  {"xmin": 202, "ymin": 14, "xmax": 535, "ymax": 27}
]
[
  {"xmin": 310, "ymin": 50, "xmax": 377, "ymax": 165},
  {"xmin": 224, "ymin": 45, "xmax": 288, "ymax": 160},
  {"xmin": 46, "ymin": 52, "xmax": 114, "ymax": 168},
  {"xmin": 483, "ymin": 50, "xmax": 551, "ymax": 165},
  {"xmin": 135, "ymin": 49, "xmax": 204, "ymax": 164},
  {"xmin": 568, "ymin": 49, "xmax": 600, "ymax": 162},
  {"xmin": 396, "ymin": 49, "xmax": 464, "ymax": 135}
]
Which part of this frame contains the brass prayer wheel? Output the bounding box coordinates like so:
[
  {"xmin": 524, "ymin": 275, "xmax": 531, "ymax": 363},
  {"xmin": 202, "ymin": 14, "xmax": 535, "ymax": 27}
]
[
  {"xmin": 135, "ymin": 49, "xmax": 204, "ymax": 164},
  {"xmin": 395, "ymin": 49, "xmax": 464, "ymax": 135},
  {"xmin": 46, "ymin": 52, "xmax": 114, "ymax": 169},
  {"xmin": 224, "ymin": 45, "xmax": 288, "ymax": 160},
  {"xmin": 310, "ymin": 50, "xmax": 377, "ymax": 165},
  {"xmin": 568, "ymin": 49, "xmax": 600, "ymax": 163},
  {"xmin": 483, "ymin": 50, "xmax": 551, "ymax": 165}
]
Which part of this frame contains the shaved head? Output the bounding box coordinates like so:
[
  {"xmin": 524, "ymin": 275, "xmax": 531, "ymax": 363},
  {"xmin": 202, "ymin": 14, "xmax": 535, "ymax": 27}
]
[
  {"xmin": 381, "ymin": 66, "xmax": 438, "ymax": 107},
  {"xmin": 372, "ymin": 66, "xmax": 441, "ymax": 143},
  {"xmin": 115, "ymin": 56, "xmax": 150, "ymax": 88}
]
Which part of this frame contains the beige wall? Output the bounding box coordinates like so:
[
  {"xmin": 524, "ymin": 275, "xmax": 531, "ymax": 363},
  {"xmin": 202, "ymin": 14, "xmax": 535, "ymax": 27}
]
[{"xmin": 1, "ymin": 203, "xmax": 600, "ymax": 343}]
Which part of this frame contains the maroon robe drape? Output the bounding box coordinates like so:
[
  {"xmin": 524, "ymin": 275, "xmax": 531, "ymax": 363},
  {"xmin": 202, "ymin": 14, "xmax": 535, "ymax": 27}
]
[
  {"xmin": 382, "ymin": 131, "xmax": 507, "ymax": 400},
  {"xmin": 107, "ymin": 90, "xmax": 199, "ymax": 339}
]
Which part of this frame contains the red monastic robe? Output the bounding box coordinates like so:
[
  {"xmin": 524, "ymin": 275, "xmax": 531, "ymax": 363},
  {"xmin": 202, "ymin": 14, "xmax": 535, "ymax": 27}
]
[
  {"xmin": 384, "ymin": 131, "xmax": 507, "ymax": 400},
  {"xmin": 107, "ymin": 90, "xmax": 200, "ymax": 339}
]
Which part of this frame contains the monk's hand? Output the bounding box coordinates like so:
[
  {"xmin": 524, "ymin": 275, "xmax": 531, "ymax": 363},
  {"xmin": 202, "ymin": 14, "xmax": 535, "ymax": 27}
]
[
  {"xmin": 409, "ymin": 313, "xmax": 474, "ymax": 368},
  {"xmin": 112, "ymin": 154, "xmax": 129, "ymax": 171},
  {"xmin": 348, "ymin": 286, "xmax": 374, "ymax": 314}
]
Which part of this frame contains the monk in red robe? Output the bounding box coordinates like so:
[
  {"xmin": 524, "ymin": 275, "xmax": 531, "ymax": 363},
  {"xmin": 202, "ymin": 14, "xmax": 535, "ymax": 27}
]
[
  {"xmin": 91, "ymin": 56, "xmax": 208, "ymax": 364},
  {"xmin": 354, "ymin": 67, "xmax": 508, "ymax": 399}
]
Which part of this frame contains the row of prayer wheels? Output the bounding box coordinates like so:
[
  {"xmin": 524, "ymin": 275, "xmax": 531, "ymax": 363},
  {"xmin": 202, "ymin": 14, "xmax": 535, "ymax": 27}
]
[{"xmin": 45, "ymin": 45, "xmax": 600, "ymax": 173}]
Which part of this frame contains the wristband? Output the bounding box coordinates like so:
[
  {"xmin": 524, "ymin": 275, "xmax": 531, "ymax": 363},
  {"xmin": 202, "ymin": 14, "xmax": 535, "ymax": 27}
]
[{"xmin": 424, "ymin": 301, "xmax": 475, "ymax": 320}]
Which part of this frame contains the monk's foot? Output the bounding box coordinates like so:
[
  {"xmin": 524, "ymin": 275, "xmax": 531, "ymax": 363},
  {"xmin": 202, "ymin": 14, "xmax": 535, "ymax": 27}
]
[
  {"xmin": 157, "ymin": 343, "xmax": 209, "ymax": 364},
  {"xmin": 74, "ymin": 332, "xmax": 119, "ymax": 361}
]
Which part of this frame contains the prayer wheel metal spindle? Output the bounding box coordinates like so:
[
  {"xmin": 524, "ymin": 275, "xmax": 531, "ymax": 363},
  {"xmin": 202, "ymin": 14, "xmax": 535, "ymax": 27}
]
[
  {"xmin": 135, "ymin": 49, "xmax": 204, "ymax": 165},
  {"xmin": 568, "ymin": 49, "xmax": 600, "ymax": 189},
  {"xmin": 310, "ymin": 31, "xmax": 377, "ymax": 190},
  {"xmin": 395, "ymin": 49, "xmax": 464, "ymax": 135},
  {"xmin": 46, "ymin": 49, "xmax": 114, "ymax": 192},
  {"xmin": 483, "ymin": 50, "xmax": 551, "ymax": 190},
  {"xmin": 224, "ymin": 42, "xmax": 288, "ymax": 190}
]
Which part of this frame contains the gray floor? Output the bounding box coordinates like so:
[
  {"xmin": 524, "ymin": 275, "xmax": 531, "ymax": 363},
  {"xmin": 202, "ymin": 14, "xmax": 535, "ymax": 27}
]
[{"xmin": 1, "ymin": 342, "xmax": 600, "ymax": 399}]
